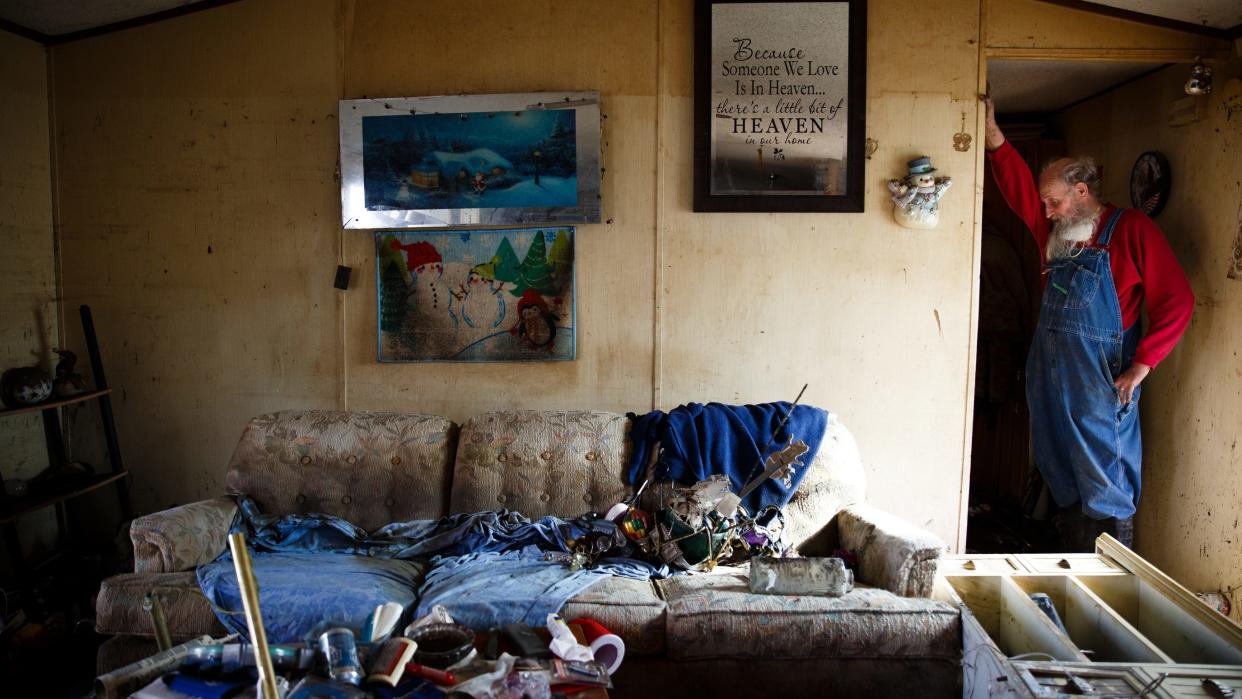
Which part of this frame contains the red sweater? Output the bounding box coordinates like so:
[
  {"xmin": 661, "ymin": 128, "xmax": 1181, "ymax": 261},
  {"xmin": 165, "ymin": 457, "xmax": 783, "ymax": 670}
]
[{"xmin": 987, "ymin": 141, "xmax": 1193, "ymax": 368}]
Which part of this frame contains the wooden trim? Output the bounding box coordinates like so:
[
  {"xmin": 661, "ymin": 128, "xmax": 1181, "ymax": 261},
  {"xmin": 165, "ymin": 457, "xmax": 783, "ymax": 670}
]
[
  {"xmin": 0, "ymin": 388, "xmax": 112, "ymax": 418},
  {"xmin": 1032, "ymin": 0, "xmax": 1232, "ymax": 40},
  {"xmin": 960, "ymin": 0, "xmax": 990, "ymax": 554},
  {"xmin": 44, "ymin": 0, "xmax": 243, "ymax": 46},
  {"xmin": 1227, "ymin": 22, "xmax": 1242, "ymax": 40},
  {"xmin": 0, "ymin": 470, "xmax": 129, "ymax": 523},
  {"xmin": 986, "ymin": 47, "xmax": 1230, "ymax": 62},
  {"xmin": 0, "ymin": 17, "xmax": 51, "ymax": 44}
]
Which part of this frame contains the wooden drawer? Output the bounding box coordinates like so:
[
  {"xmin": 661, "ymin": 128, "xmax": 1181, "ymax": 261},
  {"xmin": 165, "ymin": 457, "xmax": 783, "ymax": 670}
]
[
  {"xmin": 940, "ymin": 536, "xmax": 1242, "ymax": 698},
  {"xmin": 939, "ymin": 554, "xmax": 1024, "ymax": 576},
  {"xmin": 1013, "ymin": 553, "xmax": 1124, "ymax": 575}
]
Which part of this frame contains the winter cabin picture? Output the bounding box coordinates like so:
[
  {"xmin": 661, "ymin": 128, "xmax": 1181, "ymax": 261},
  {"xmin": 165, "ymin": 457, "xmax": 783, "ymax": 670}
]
[
  {"xmin": 339, "ymin": 92, "xmax": 602, "ymax": 228},
  {"xmin": 363, "ymin": 109, "xmax": 576, "ymax": 211},
  {"xmin": 376, "ymin": 227, "xmax": 575, "ymax": 362}
]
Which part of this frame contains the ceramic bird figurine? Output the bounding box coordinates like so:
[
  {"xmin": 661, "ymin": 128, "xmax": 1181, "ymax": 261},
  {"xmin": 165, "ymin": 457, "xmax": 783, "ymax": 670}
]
[{"xmin": 53, "ymin": 349, "xmax": 88, "ymax": 397}]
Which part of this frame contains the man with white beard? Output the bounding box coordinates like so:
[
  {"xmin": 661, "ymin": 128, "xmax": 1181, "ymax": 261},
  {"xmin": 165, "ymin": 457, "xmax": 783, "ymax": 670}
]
[{"xmin": 983, "ymin": 96, "xmax": 1194, "ymax": 552}]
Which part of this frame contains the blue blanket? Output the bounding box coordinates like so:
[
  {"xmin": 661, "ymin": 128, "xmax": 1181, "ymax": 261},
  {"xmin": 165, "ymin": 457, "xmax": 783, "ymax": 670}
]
[
  {"xmin": 626, "ymin": 402, "xmax": 829, "ymax": 515},
  {"xmin": 198, "ymin": 496, "xmax": 666, "ymax": 642}
]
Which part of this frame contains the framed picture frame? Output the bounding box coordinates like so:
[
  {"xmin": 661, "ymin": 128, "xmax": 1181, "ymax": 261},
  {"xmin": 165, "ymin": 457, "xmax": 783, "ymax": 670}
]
[
  {"xmin": 693, "ymin": 0, "xmax": 867, "ymax": 213},
  {"xmin": 376, "ymin": 227, "xmax": 575, "ymax": 362},
  {"xmin": 340, "ymin": 92, "xmax": 601, "ymax": 229}
]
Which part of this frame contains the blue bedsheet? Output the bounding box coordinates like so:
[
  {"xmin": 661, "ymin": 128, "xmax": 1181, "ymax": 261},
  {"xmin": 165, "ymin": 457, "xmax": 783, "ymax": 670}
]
[
  {"xmin": 198, "ymin": 496, "xmax": 666, "ymax": 641},
  {"xmin": 197, "ymin": 551, "xmax": 426, "ymax": 643}
]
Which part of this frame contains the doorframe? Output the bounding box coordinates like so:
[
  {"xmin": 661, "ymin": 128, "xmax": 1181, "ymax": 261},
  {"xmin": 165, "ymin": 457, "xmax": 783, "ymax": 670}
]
[{"xmin": 956, "ymin": 0, "xmax": 1225, "ymax": 551}]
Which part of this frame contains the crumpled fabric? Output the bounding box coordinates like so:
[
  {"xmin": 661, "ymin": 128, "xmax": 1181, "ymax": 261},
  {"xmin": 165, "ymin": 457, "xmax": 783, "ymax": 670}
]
[
  {"xmin": 626, "ymin": 402, "xmax": 830, "ymax": 515},
  {"xmin": 414, "ymin": 546, "xmax": 660, "ymax": 629},
  {"xmin": 197, "ymin": 496, "xmax": 668, "ymax": 641}
]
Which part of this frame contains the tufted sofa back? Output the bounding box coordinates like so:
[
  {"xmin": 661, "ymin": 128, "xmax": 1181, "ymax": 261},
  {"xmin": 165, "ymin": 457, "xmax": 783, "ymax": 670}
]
[
  {"xmin": 449, "ymin": 410, "xmax": 632, "ymax": 518},
  {"xmin": 449, "ymin": 409, "xmax": 868, "ymax": 549},
  {"xmin": 225, "ymin": 410, "xmax": 457, "ymax": 531}
]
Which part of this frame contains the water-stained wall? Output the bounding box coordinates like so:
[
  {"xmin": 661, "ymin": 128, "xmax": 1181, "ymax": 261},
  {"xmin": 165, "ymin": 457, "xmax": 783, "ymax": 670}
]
[
  {"xmin": 40, "ymin": 0, "xmax": 987, "ymax": 547},
  {"xmin": 50, "ymin": 0, "xmax": 344, "ymax": 509},
  {"xmin": 21, "ymin": 0, "xmax": 1237, "ymax": 564},
  {"xmin": 0, "ymin": 31, "xmax": 58, "ymax": 558}
]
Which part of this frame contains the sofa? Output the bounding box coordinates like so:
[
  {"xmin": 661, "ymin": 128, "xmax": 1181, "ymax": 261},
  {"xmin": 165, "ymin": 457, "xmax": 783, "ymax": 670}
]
[{"xmin": 95, "ymin": 409, "xmax": 961, "ymax": 696}]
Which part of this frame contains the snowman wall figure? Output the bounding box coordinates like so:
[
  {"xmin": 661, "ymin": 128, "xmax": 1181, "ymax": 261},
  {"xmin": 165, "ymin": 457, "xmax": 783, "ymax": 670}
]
[{"xmin": 888, "ymin": 156, "xmax": 951, "ymax": 229}]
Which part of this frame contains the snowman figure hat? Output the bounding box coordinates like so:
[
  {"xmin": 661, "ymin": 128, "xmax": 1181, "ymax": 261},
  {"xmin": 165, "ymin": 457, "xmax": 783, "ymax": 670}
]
[{"xmin": 904, "ymin": 155, "xmax": 939, "ymax": 185}]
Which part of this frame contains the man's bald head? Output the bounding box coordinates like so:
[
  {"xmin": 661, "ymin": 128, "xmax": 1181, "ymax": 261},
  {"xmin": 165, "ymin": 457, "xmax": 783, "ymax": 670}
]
[
  {"xmin": 1039, "ymin": 156, "xmax": 1102, "ymax": 202},
  {"xmin": 1036, "ymin": 155, "xmax": 1103, "ymax": 227}
]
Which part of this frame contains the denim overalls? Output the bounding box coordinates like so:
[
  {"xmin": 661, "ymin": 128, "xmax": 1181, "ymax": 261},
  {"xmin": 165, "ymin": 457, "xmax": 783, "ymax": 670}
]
[{"xmin": 1026, "ymin": 208, "xmax": 1142, "ymax": 520}]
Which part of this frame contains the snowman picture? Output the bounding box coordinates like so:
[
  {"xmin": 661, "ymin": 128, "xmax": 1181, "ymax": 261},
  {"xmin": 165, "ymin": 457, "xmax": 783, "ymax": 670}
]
[
  {"xmin": 377, "ymin": 227, "xmax": 575, "ymax": 362},
  {"xmin": 392, "ymin": 240, "xmax": 459, "ymax": 354}
]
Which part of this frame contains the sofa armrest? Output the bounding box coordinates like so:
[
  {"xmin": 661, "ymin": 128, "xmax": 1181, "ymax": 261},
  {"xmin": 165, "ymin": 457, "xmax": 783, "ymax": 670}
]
[
  {"xmin": 131, "ymin": 497, "xmax": 237, "ymax": 573},
  {"xmin": 837, "ymin": 503, "xmax": 945, "ymax": 597}
]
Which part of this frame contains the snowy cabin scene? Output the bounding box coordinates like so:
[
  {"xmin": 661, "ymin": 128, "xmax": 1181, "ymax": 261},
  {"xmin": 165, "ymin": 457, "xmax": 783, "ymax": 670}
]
[{"xmin": 362, "ymin": 109, "xmax": 578, "ymax": 211}]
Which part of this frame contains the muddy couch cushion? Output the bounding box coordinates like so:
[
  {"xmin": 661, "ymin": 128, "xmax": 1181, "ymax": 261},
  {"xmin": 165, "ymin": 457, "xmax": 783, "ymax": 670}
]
[
  {"xmin": 660, "ymin": 566, "xmax": 959, "ymax": 661},
  {"xmin": 561, "ymin": 576, "xmax": 667, "ymax": 656},
  {"xmin": 96, "ymin": 572, "xmax": 225, "ymax": 639}
]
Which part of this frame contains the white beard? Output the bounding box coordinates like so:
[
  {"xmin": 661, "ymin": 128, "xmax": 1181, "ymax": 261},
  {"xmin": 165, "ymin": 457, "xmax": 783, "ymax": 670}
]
[{"xmin": 1046, "ymin": 215, "xmax": 1098, "ymax": 260}]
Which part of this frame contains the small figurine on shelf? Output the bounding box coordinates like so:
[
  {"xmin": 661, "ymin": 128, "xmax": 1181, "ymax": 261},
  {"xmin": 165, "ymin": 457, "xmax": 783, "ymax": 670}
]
[
  {"xmin": 888, "ymin": 155, "xmax": 952, "ymax": 229},
  {"xmin": 53, "ymin": 349, "xmax": 87, "ymax": 397},
  {"xmin": 0, "ymin": 366, "xmax": 53, "ymax": 408}
]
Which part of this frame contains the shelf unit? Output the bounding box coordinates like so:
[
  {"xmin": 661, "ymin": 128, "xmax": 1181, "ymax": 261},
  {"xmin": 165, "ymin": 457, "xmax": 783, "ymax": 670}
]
[{"xmin": 0, "ymin": 305, "xmax": 133, "ymax": 619}]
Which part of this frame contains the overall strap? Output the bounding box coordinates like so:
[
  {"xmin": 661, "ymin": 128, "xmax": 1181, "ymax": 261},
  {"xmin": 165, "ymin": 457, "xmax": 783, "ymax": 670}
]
[{"xmin": 1096, "ymin": 208, "xmax": 1125, "ymax": 247}]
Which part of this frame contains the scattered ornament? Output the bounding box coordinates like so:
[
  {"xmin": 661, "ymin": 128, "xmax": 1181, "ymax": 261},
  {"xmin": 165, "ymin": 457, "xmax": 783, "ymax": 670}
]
[{"xmin": 53, "ymin": 349, "xmax": 88, "ymax": 397}]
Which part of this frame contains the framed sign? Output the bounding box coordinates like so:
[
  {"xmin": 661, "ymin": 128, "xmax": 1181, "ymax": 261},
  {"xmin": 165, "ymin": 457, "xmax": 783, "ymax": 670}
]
[
  {"xmin": 340, "ymin": 92, "xmax": 601, "ymax": 229},
  {"xmin": 694, "ymin": 0, "xmax": 867, "ymax": 213}
]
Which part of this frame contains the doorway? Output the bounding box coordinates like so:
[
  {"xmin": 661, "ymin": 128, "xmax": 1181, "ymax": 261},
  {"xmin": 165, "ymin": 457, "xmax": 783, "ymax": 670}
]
[{"xmin": 965, "ymin": 58, "xmax": 1169, "ymax": 553}]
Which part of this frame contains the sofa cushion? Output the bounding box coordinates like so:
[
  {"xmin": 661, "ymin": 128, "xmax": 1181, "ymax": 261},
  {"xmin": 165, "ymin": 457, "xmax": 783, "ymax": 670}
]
[
  {"xmin": 660, "ymin": 566, "xmax": 959, "ymax": 661},
  {"xmin": 130, "ymin": 496, "xmax": 237, "ymax": 574},
  {"xmin": 561, "ymin": 575, "xmax": 667, "ymax": 656},
  {"xmin": 225, "ymin": 410, "xmax": 456, "ymax": 530},
  {"xmin": 96, "ymin": 572, "xmax": 225, "ymax": 638},
  {"xmin": 783, "ymin": 414, "xmax": 867, "ymax": 551},
  {"xmin": 198, "ymin": 552, "xmax": 428, "ymax": 644},
  {"xmin": 450, "ymin": 411, "xmax": 631, "ymax": 519}
]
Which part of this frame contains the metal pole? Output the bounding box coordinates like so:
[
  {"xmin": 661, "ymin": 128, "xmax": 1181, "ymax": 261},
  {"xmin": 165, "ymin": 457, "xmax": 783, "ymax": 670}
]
[
  {"xmin": 143, "ymin": 591, "xmax": 173, "ymax": 652},
  {"xmin": 228, "ymin": 532, "xmax": 280, "ymax": 699}
]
